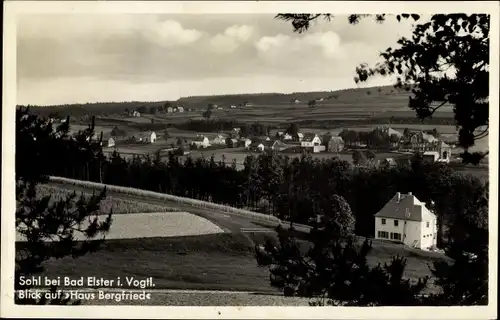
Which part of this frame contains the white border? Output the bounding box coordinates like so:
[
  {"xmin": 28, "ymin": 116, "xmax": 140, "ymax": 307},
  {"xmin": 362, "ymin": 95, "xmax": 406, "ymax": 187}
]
[{"xmin": 2, "ymin": 1, "xmax": 499, "ymax": 319}]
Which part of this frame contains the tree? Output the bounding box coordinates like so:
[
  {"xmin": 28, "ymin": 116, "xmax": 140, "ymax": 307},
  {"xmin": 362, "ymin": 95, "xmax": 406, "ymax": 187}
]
[
  {"xmin": 148, "ymin": 106, "xmax": 157, "ymax": 115},
  {"xmin": 308, "ymin": 100, "xmax": 317, "ymax": 108},
  {"xmin": 285, "ymin": 123, "xmax": 300, "ymax": 140},
  {"xmin": 377, "ymin": 88, "xmax": 383, "ymax": 96},
  {"xmin": 255, "ymin": 195, "xmax": 427, "ymax": 306},
  {"xmin": 352, "ymin": 150, "xmax": 368, "ymax": 166},
  {"xmin": 202, "ymin": 109, "xmax": 212, "ymax": 122},
  {"xmin": 15, "ymin": 107, "xmax": 112, "ymax": 305},
  {"xmin": 276, "ymin": 13, "xmax": 489, "ymax": 164},
  {"xmin": 163, "ymin": 130, "xmax": 170, "ymax": 141}
]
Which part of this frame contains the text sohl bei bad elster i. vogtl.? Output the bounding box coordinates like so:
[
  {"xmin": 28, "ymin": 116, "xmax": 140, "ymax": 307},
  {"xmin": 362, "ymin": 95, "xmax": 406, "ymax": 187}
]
[{"xmin": 18, "ymin": 276, "xmax": 155, "ymax": 289}]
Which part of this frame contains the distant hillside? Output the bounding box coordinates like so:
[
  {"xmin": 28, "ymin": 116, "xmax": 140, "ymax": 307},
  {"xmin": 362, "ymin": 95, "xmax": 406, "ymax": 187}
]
[
  {"xmin": 20, "ymin": 85, "xmax": 419, "ymax": 119},
  {"xmin": 176, "ymin": 85, "xmax": 408, "ymax": 109},
  {"xmin": 20, "ymin": 101, "xmax": 176, "ymax": 119}
]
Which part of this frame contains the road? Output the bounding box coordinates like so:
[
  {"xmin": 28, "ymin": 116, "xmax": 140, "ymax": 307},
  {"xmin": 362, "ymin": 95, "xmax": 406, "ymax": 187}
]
[{"xmin": 47, "ymin": 181, "xmax": 277, "ymax": 236}]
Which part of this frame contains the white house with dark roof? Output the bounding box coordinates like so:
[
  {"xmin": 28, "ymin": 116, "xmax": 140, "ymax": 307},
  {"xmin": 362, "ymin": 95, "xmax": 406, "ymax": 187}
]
[
  {"xmin": 374, "ymin": 192, "xmax": 438, "ymax": 250},
  {"xmin": 301, "ymin": 133, "xmax": 322, "ymax": 148},
  {"xmin": 137, "ymin": 131, "xmax": 156, "ymax": 143}
]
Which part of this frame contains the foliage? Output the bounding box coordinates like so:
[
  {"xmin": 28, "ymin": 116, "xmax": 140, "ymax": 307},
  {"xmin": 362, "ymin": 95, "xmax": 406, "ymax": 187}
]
[
  {"xmin": 20, "ymin": 108, "xmax": 489, "ymax": 305},
  {"xmin": 255, "ymin": 197, "xmax": 428, "ymax": 306},
  {"xmin": 15, "ymin": 107, "xmax": 112, "ymax": 305},
  {"xmin": 276, "ymin": 13, "xmax": 490, "ymax": 164}
]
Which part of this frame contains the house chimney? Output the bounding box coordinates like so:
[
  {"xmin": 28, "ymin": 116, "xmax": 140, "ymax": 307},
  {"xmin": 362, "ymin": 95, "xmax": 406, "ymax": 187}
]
[{"xmin": 396, "ymin": 192, "xmax": 401, "ymax": 202}]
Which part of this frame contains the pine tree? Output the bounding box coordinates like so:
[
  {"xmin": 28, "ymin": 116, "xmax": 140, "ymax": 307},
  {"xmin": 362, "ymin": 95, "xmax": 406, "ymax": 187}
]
[{"xmin": 15, "ymin": 107, "xmax": 113, "ymax": 305}]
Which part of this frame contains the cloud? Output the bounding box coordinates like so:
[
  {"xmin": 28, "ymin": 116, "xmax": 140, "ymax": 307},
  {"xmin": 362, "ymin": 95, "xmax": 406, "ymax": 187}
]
[
  {"xmin": 143, "ymin": 20, "xmax": 202, "ymax": 47},
  {"xmin": 209, "ymin": 24, "xmax": 254, "ymax": 54},
  {"xmin": 224, "ymin": 24, "xmax": 254, "ymax": 42},
  {"xmin": 255, "ymin": 31, "xmax": 342, "ymax": 59}
]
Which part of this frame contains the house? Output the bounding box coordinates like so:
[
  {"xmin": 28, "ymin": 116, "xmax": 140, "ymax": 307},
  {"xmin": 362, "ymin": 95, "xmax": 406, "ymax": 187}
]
[
  {"xmin": 293, "ymin": 99, "xmax": 301, "ymax": 104},
  {"xmin": 210, "ymin": 134, "xmax": 226, "ymax": 145},
  {"xmin": 241, "ymin": 138, "xmax": 252, "ymax": 148},
  {"xmin": 437, "ymin": 141, "xmax": 452, "ymax": 162},
  {"xmin": 226, "ymin": 138, "xmax": 239, "ymax": 148},
  {"xmin": 137, "ymin": 131, "xmax": 157, "ymax": 143},
  {"xmin": 297, "ymin": 132, "xmax": 304, "ymax": 141},
  {"xmin": 244, "ymin": 102, "xmax": 253, "ymax": 107},
  {"xmin": 282, "ymin": 133, "xmax": 294, "ymax": 141},
  {"xmin": 107, "ymin": 137, "xmax": 116, "ymax": 148},
  {"xmin": 166, "ymin": 107, "xmax": 174, "ymax": 113},
  {"xmin": 423, "ymin": 151, "xmax": 440, "ymax": 162},
  {"xmin": 191, "ymin": 135, "xmax": 210, "ymax": 148},
  {"xmin": 249, "ymin": 141, "xmax": 265, "ymax": 152},
  {"xmin": 132, "ymin": 110, "xmax": 140, "ymax": 117},
  {"xmin": 327, "ymin": 136, "xmax": 345, "ymax": 152},
  {"xmin": 270, "ymin": 140, "xmax": 288, "ymax": 152},
  {"xmin": 374, "ymin": 192, "xmax": 438, "ymax": 250},
  {"xmin": 379, "ymin": 127, "xmax": 403, "ymax": 138},
  {"xmin": 301, "ymin": 133, "xmax": 322, "ymax": 148},
  {"xmin": 233, "ymin": 128, "xmax": 241, "ymax": 133},
  {"xmin": 230, "ymin": 105, "xmax": 237, "ymax": 109},
  {"xmin": 177, "ymin": 106, "xmax": 184, "ymax": 113}
]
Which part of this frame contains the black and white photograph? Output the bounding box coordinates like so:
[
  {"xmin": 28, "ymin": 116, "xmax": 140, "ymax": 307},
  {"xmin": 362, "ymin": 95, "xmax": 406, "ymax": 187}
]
[{"xmin": 2, "ymin": 1, "xmax": 498, "ymax": 318}]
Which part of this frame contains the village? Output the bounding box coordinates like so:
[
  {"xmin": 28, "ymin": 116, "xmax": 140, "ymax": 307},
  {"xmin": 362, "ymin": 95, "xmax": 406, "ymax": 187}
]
[{"xmin": 96, "ymin": 120, "xmax": 457, "ymax": 170}]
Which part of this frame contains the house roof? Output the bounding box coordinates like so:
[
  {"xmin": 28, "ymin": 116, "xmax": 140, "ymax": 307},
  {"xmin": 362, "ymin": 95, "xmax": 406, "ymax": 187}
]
[
  {"xmin": 302, "ymin": 133, "xmax": 318, "ymax": 142},
  {"xmin": 374, "ymin": 193, "xmax": 435, "ymax": 222},
  {"xmin": 329, "ymin": 136, "xmax": 344, "ymax": 143},
  {"xmin": 137, "ymin": 131, "xmax": 155, "ymax": 139},
  {"xmin": 380, "ymin": 127, "xmax": 403, "ymax": 137}
]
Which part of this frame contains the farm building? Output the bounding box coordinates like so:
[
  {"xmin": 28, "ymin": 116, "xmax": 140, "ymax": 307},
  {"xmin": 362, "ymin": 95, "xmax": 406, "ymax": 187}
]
[
  {"xmin": 191, "ymin": 135, "xmax": 210, "ymax": 148},
  {"xmin": 301, "ymin": 133, "xmax": 322, "ymax": 148},
  {"xmin": 136, "ymin": 131, "xmax": 157, "ymax": 143},
  {"xmin": 374, "ymin": 192, "xmax": 438, "ymax": 250},
  {"xmin": 107, "ymin": 137, "xmax": 116, "ymax": 148},
  {"xmin": 249, "ymin": 141, "xmax": 265, "ymax": 152},
  {"xmin": 132, "ymin": 111, "xmax": 140, "ymax": 117},
  {"xmin": 226, "ymin": 138, "xmax": 239, "ymax": 148},
  {"xmin": 176, "ymin": 106, "xmax": 184, "ymax": 113},
  {"xmin": 210, "ymin": 134, "xmax": 226, "ymax": 145},
  {"xmin": 166, "ymin": 107, "xmax": 174, "ymax": 113},
  {"xmin": 423, "ymin": 151, "xmax": 440, "ymax": 162},
  {"xmin": 327, "ymin": 136, "xmax": 345, "ymax": 152},
  {"xmin": 241, "ymin": 138, "xmax": 252, "ymax": 148}
]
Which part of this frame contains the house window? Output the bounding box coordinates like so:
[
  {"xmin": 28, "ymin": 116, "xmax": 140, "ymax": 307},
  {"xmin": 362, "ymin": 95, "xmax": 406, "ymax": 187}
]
[
  {"xmin": 394, "ymin": 220, "xmax": 399, "ymax": 227},
  {"xmin": 426, "ymin": 222, "xmax": 430, "ymax": 228},
  {"xmin": 433, "ymin": 233, "xmax": 436, "ymax": 239},
  {"xmin": 391, "ymin": 233, "xmax": 402, "ymax": 241},
  {"xmin": 378, "ymin": 231, "xmax": 388, "ymax": 239},
  {"xmin": 381, "ymin": 219, "xmax": 386, "ymax": 225}
]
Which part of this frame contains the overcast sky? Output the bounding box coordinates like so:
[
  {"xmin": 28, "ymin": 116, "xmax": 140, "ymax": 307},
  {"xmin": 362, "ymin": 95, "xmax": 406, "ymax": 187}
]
[{"xmin": 17, "ymin": 14, "xmax": 418, "ymax": 105}]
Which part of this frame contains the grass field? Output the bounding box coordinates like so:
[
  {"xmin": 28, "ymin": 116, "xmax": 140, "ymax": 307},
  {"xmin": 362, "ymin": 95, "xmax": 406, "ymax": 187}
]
[
  {"xmin": 16, "ymin": 182, "xmax": 452, "ymax": 306},
  {"xmin": 26, "ymin": 232, "xmax": 446, "ymax": 297},
  {"xmin": 36, "ymin": 184, "xmax": 180, "ymax": 214}
]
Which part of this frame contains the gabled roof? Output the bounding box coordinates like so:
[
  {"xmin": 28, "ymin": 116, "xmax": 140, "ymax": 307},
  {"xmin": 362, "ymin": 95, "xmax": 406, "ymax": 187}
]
[
  {"xmin": 329, "ymin": 136, "xmax": 344, "ymax": 143},
  {"xmin": 137, "ymin": 131, "xmax": 155, "ymax": 139},
  {"xmin": 302, "ymin": 133, "xmax": 318, "ymax": 142},
  {"xmin": 374, "ymin": 193, "xmax": 435, "ymax": 222}
]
